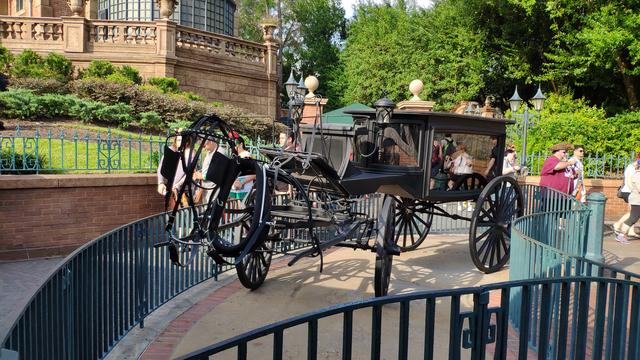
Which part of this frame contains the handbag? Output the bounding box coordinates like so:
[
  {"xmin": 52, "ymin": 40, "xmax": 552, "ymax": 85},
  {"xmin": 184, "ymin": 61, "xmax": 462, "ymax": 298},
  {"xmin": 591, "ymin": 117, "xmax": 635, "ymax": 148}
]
[{"xmin": 617, "ymin": 185, "xmax": 625, "ymax": 199}]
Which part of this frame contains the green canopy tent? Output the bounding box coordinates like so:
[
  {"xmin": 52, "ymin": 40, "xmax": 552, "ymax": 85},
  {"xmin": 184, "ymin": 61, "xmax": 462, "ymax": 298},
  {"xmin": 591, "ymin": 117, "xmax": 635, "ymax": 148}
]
[{"xmin": 321, "ymin": 103, "xmax": 373, "ymax": 125}]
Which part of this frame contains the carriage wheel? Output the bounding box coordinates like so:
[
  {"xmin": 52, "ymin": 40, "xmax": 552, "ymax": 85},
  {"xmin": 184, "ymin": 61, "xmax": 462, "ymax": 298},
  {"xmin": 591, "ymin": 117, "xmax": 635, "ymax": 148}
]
[
  {"xmin": 209, "ymin": 162, "xmax": 269, "ymax": 257},
  {"xmin": 374, "ymin": 196, "xmax": 396, "ymax": 297},
  {"xmin": 469, "ymin": 176, "xmax": 523, "ymax": 273},
  {"xmin": 236, "ymin": 240, "xmax": 273, "ymax": 290},
  {"xmin": 451, "ymin": 173, "xmax": 488, "ymax": 191},
  {"xmin": 393, "ymin": 197, "xmax": 433, "ymax": 251}
]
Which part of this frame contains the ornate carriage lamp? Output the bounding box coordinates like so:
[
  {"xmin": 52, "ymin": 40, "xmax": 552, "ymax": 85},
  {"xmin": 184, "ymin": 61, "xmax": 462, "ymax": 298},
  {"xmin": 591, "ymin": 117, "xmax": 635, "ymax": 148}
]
[
  {"xmin": 284, "ymin": 70, "xmax": 298, "ymax": 101},
  {"xmin": 374, "ymin": 96, "xmax": 395, "ymax": 123}
]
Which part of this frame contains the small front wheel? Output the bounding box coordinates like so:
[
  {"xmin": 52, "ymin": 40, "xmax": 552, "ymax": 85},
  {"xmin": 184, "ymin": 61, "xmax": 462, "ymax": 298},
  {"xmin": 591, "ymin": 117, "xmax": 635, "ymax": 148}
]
[
  {"xmin": 374, "ymin": 196, "xmax": 396, "ymax": 297},
  {"xmin": 236, "ymin": 240, "xmax": 273, "ymax": 290}
]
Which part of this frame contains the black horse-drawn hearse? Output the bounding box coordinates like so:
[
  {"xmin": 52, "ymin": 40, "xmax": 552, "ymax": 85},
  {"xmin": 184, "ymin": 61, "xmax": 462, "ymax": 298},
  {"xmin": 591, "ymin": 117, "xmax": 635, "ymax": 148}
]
[{"xmin": 156, "ymin": 100, "xmax": 523, "ymax": 297}]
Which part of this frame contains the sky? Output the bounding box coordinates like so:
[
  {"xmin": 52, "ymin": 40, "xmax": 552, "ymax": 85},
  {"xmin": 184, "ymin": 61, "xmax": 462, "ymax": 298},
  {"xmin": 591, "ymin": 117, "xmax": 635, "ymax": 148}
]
[{"xmin": 341, "ymin": 0, "xmax": 434, "ymax": 18}]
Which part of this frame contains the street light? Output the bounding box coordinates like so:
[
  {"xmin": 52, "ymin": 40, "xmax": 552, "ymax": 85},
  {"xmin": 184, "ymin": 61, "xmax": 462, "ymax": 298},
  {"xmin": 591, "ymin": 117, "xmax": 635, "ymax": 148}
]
[
  {"xmin": 284, "ymin": 69, "xmax": 298, "ymax": 101},
  {"xmin": 296, "ymin": 72, "xmax": 307, "ymax": 98},
  {"xmin": 509, "ymin": 84, "xmax": 546, "ymax": 168}
]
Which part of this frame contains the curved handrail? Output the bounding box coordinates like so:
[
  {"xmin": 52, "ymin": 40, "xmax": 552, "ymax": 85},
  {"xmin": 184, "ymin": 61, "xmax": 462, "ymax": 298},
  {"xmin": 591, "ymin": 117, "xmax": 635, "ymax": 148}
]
[
  {"xmin": 177, "ymin": 276, "xmax": 640, "ymax": 359},
  {"xmin": 0, "ymin": 206, "xmax": 229, "ymax": 359}
]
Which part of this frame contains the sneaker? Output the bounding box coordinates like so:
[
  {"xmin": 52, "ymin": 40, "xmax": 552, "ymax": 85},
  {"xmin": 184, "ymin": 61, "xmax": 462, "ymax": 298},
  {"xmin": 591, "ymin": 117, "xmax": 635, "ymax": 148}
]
[{"xmin": 616, "ymin": 233, "xmax": 631, "ymax": 245}]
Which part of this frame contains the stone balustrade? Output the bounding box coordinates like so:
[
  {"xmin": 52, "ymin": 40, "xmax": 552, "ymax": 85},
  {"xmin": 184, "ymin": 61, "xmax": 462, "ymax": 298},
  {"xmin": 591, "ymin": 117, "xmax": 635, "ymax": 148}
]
[
  {"xmin": 0, "ymin": 15, "xmax": 279, "ymax": 119},
  {"xmin": 175, "ymin": 25, "xmax": 265, "ymax": 64},
  {"xmin": 0, "ymin": 16, "xmax": 64, "ymax": 51}
]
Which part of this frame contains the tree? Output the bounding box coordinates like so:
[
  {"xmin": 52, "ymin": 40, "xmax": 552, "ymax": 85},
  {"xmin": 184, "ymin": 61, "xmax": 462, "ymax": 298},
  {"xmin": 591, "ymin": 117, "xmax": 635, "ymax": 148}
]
[
  {"xmin": 543, "ymin": 1, "xmax": 640, "ymax": 110},
  {"xmin": 290, "ymin": 0, "xmax": 346, "ymax": 109}
]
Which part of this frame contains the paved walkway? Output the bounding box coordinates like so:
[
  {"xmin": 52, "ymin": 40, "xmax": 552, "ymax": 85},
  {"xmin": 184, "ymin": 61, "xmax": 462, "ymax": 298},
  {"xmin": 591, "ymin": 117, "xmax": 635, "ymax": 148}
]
[
  {"xmin": 2, "ymin": 225, "xmax": 639, "ymax": 358},
  {"xmin": 0, "ymin": 257, "xmax": 63, "ymax": 338}
]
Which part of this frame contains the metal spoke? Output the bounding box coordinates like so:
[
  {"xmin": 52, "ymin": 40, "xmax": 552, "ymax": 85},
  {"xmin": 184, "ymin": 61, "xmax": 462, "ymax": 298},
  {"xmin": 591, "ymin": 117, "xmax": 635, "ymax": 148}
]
[{"xmin": 475, "ymin": 226, "xmax": 492, "ymax": 243}]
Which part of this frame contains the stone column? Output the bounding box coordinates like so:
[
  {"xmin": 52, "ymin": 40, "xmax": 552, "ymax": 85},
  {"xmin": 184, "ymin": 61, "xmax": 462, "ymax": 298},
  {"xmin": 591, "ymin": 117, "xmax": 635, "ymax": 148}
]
[
  {"xmin": 155, "ymin": 19, "xmax": 177, "ymax": 77},
  {"xmin": 262, "ymin": 22, "xmax": 279, "ymax": 120},
  {"xmin": 62, "ymin": 16, "xmax": 88, "ymax": 53}
]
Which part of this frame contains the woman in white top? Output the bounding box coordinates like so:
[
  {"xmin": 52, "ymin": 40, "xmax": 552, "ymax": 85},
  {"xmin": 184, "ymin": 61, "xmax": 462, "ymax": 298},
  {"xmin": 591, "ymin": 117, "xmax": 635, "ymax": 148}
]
[
  {"xmin": 502, "ymin": 149, "xmax": 521, "ymax": 178},
  {"xmin": 617, "ymin": 160, "xmax": 640, "ymax": 244},
  {"xmin": 613, "ymin": 161, "xmax": 640, "ymax": 237},
  {"xmin": 231, "ymin": 137, "xmax": 256, "ymax": 199},
  {"xmin": 447, "ymin": 143, "xmax": 473, "ymax": 190}
]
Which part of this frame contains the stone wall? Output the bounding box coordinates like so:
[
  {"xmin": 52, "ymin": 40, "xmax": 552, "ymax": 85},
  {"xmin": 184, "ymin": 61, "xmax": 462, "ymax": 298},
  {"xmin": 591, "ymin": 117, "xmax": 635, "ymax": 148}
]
[
  {"xmin": 0, "ymin": 174, "xmax": 164, "ymax": 261},
  {"xmin": 0, "ymin": 16, "xmax": 279, "ymax": 119},
  {"xmin": 521, "ymin": 176, "xmax": 625, "ymax": 220}
]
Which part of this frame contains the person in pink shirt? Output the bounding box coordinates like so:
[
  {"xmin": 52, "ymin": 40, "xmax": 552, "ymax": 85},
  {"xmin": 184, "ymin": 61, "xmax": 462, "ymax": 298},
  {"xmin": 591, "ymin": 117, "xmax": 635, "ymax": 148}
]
[{"xmin": 539, "ymin": 143, "xmax": 578, "ymax": 194}]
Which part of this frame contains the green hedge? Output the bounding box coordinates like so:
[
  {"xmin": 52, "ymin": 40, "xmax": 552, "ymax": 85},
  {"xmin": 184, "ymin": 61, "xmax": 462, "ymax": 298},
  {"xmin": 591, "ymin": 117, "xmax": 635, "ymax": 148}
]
[{"xmin": 0, "ymin": 89, "xmax": 137, "ymax": 128}]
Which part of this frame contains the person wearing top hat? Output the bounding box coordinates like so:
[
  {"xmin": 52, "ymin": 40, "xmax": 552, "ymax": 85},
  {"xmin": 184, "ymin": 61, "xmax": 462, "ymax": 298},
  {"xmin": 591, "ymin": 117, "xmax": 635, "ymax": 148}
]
[{"xmin": 539, "ymin": 143, "xmax": 578, "ymax": 194}]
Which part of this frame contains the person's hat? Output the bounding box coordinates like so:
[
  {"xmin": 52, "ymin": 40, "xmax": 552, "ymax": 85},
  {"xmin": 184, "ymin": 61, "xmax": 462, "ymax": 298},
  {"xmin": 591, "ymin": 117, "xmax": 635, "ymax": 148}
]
[{"xmin": 548, "ymin": 143, "xmax": 574, "ymax": 153}]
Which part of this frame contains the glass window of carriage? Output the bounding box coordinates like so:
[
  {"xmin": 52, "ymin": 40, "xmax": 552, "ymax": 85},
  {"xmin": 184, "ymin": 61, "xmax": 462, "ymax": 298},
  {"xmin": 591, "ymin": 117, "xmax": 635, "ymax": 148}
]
[
  {"xmin": 353, "ymin": 121, "xmax": 422, "ymax": 168},
  {"xmin": 429, "ymin": 132, "xmax": 497, "ymax": 192}
]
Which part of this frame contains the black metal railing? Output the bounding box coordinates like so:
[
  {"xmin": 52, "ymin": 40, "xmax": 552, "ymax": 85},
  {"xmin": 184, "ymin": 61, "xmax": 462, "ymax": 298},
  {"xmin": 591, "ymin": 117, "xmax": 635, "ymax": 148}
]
[{"xmin": 177, "ymin": 277, "xmax": 640, "ymax": 360}]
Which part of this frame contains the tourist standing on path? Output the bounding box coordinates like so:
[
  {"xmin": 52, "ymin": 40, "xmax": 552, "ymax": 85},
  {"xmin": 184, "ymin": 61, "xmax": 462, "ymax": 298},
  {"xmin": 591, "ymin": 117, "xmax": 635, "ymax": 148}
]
[
  {"xmin": 157, "ymin": 130, "xmax": 193, "ymax": 209},
  {"xmin": 569, "ymin": 145, "xmax": 586, "ymax": 203},
  {"xmin": 539, "ymin": 143, "xmax": 577, "ymax": 194},
  {"xmin": 483, "ymin": 136, "xmax": 499, "ymax": 179},
  {"xmin": 616, "ymin": 159, "xmax": 640, "ymax": 244},
  {"xmin": 502, "ymin": 148, "xmax": 521, "ymax": 178},
  {"xmin": 614, "ymin": 158, "xmax": 640, "ymax": 238},
  {"xmin": 193, "ymin": 139, "xmax": 220, "ymax": 204}
]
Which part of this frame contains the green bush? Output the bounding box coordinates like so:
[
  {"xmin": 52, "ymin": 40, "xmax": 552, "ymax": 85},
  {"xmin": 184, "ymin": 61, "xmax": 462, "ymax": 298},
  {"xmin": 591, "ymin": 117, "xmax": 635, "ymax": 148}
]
[
  {"xmin": 11, "ymin": 50, "xmax": 46, "ymax": 78},
  {"xmin": 84, "ymin": 60, "xmax": 117, "ymax": 78},
  {"xmin": 105, "ymin": 71, "xmax": 135, "ymax": 85},
  {"xmin": 148, "ymin": 77, "xmax": 179, "ymax": 93},
  {"xmin": 0, "ymin": 45, "xmax": 12, "ymax": 73},
  {"xmin": 43, "ymin": 53, "xmax": 74, "ymax": 81},
  {"xmin": 35, "ymin": 93, "xmax": 79, "ymax": 118},
  {"xmin": 0, "ymin": 89, "xmax": 42, "ymax": 119},
  {"xmin": 119, "ymin": 65, "xmax": 142, "ymax": 85},
  {"xmin": 138, "ymin": 111, "xmax": 162, "ymax": 130},
  {"xmin": 9, "ymin": 77, "xmax": 68, "ymax": 94},
  {"xmin": 176, "ymin": 91, "xmax": 204, "ymax": 102},
  {"xmin": 0, "ymin": 148, "xmax": 47, "ymax": 174}
]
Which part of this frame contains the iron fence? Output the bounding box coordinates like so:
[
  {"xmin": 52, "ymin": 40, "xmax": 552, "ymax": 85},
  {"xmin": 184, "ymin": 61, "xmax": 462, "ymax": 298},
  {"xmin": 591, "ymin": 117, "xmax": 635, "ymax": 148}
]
[
  {"xmin": 0, "ymin": 184, "xmax": 613, "ymax": 360},
  {"xmin": 525, "ymin": 152, "xmax": 635, "ymax": 179},
  {"xmin": 0, "ymin": 125, "xmax": 271, "ymax": 174},
  {"xmin": 177, "ymin": 277, "xmax": 640, "ymax": 360}
]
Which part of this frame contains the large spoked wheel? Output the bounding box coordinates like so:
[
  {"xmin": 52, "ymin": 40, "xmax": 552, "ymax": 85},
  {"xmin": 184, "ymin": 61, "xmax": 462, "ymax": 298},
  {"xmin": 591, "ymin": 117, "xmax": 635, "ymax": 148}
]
[
  {"xmin": 451, "ymin": 172, "xmax": 488, "ymax": 191},
  {"xmin": 393, "ymin": 197, "xmax": 433, "ymax": 251},
  {"xmin": 236, "ymin": 240, "xmax": 273, "ymax": 290},
  {"xmin": 374, "ymin": 196, "xmax": 397, "ymax": 297},
  {"xmin": 469, "ymin": 176, "xmax": 524, "ymax": 273},
  {"xmin": 209, "ymin": 161, "xmax": 268, "ymax": 257}
]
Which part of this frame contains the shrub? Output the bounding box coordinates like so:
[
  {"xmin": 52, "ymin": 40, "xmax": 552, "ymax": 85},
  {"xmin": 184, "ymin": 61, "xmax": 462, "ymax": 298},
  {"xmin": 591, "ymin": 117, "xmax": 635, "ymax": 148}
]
[
  {"xmin": 43, "ymin": 53, "xmax": 74, "ymax": 81},
  {"xmin": 35, "ymin": 93, "xmax": 79, "ymax": 118},
  {"xmin": 138, "ymin": 111, "xmax": 162, "ymax": 130},
  {"xmin": 0, "ymin": 148, "xmax": 47, "ymax": 174},
  {"xmin": 176, "ymin": 91, "xmax": 204, "ymax": 102},
  {"xmin": 0, "ymin": 45, "xmax": 12, "ymax": 73},
  {"xmin": 69, "ymin": 99, "xmax": 106, "ymax": 122},
  {"xmin": 11, "ymin": 50, "xmax": 46, "ymax": 78},
  {"xmin": 105, "ymin": 72, "xmax": 135, "ymax": 85},
  {"xmin": 118, "ymin": 65, "xmax": 142, "ymax": 85},
  {"xmin": 95, "ymin": 103, "xmax": 134, "ymax": 128},
  {"xmin": 167, "ymin": 119, "xmax": 193, "ymax": 132},
  {"xmin": 9, "ymin": 77, "xmax": 68, "ymax": 94},
  {"xmin": 84, "ymin": 60, "xmax": 117, "ymax": 78},
  {"xmin": 0, "ymin": 89, "xmax": 42, "ymax": 119},
  {"xmin": 148, "ymin": 77, "xmax": 179, "ymax": 93}
]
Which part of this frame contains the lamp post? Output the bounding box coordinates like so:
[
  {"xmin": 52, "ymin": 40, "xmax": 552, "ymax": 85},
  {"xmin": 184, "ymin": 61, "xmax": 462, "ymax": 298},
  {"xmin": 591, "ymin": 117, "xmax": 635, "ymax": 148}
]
[{"xmin": 509, "ymin": 85, "xmax": 546, "ymax": 167}]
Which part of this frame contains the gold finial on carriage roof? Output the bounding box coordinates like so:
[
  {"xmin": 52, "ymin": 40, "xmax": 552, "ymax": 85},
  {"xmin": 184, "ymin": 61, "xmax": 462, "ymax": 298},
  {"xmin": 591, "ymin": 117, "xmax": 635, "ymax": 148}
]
[{"xmin": 397, "ymin": 79, "xmax": 435, "ymax": 112}]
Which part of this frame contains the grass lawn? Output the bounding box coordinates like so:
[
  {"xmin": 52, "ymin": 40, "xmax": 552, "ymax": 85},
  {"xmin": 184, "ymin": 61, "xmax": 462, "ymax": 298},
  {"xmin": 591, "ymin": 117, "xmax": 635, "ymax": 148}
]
[{"xmin": 2, "ymin": 136, "xmax": 164, "ymax": 173}]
